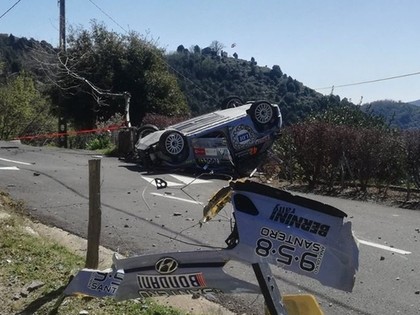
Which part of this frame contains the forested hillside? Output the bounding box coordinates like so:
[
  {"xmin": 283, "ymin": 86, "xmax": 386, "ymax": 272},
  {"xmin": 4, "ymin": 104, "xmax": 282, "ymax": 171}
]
[
  {"xmin": 166, "ymin": 43, "xmax": 354, "ymax": 125},
  {"xmin": 361, "ymin": 100, "xmax": 420, "ymax": 129},
  {"xmin": 0, "ymin": 32, "xmax": 357, "ymax": 128},
  {"xmin": 0, "ymin": 34, "xmax": 53, "ymax": 77},
  {"xmin": 410, "ymin": 99, "xmax": 420, "ymax": 106}
]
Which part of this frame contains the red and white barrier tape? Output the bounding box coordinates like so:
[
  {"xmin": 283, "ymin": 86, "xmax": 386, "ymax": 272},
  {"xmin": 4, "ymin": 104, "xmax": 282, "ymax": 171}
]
[{"xmin": 15, "ymin": 125, "xmax": 124, "ymax": 140}]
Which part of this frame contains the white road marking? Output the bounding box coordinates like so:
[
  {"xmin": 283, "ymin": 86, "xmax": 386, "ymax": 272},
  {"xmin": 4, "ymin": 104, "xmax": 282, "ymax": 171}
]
[
  {"xmin": 140, "ymin": 175, "xmax": 184, "ymax": 187},
  {"xmin": 169, "ymin": 174, "xmax": 211, "ymax": 185},
  {"xmin": 0, "ymin": 157, "xmax": 32, "ymax": 166},
  {"xmin": 150, "ymin": 192, "xmax": 203, "ymax": 205},
  {"xmin": 0, "ymin": 166, "xmax": 19, "ymax": 170},
  {"xmin": 358, "ymin": 239, "xmax": 411, "ymax": 255}
]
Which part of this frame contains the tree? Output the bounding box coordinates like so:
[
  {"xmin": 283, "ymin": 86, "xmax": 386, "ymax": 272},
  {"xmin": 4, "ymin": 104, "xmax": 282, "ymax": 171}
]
[
  {"xmin": 209, "ymin": 40, "xmax": 225, "ymax": 56},
  {"xmin": 192, "ymin": 45, "xmax": 201, "ymax": 54},
  {"xmin": 0, "ymin": 73, "xmax": 54, "ymax": 140},
  {"xmin": 176, "ymin": 45, "xmax": 185, "ymax": 53},
  {"xmin": 270, "ymin": 65, "xmax": 282, "ymax": 78},
  {"xmin": 40, "ymin": 22, "xmax": 189, "ymax": 129},
  {"xmin": 201, "ymin": 47, "xmax": 213, "ymax": 56}
]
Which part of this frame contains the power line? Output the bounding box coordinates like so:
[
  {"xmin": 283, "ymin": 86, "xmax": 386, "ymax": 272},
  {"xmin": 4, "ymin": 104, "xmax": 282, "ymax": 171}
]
[
  {"xmin": 0, "ymin": 0, "xmax": 22, "ymax": 20},
  {"xmin": 315, "ymin": 70, "xmax": 420, "ymax": 90},
  {"xmin": 87, "ymin": 0, "xmax": 128, "ymax": 33}
]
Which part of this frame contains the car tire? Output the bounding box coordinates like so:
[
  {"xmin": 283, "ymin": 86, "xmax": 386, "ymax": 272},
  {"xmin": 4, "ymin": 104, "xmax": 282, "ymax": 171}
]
[
  {"xmin": 137, "ymin": 124, "xmax": 159, "ymax": 139},
  {"xmin": 248, "ymin": 101, "xmax": 277, "ymax": 132},
  {"xmin": 221, "ymin": 96, "xmax": 244, "ymax": 110},
  {"xmin": 158, "ymin": 130, "xmax": 189, "ymax": 163}
]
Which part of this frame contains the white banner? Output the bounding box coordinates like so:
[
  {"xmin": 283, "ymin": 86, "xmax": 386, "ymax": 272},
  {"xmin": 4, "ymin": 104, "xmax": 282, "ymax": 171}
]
[{"xmin": 228, "ymin": 181, "xmax": 359, "ymax": 292}]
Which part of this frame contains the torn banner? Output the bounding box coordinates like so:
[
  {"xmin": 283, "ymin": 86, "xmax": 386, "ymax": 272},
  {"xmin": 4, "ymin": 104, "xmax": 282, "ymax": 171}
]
[
  {"xmin": 228, "ymin": 181, "xmax": 359, "ymax": 292},
  {"xmin": 64, "ymin": 250, "xmax": 259, "ymax": 300}
]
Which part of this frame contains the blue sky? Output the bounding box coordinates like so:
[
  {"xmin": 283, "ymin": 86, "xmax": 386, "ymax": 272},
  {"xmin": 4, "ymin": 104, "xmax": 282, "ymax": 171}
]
[{"xmin": 1, "ymin": 0, "xmax": 420, "ymax": 104}]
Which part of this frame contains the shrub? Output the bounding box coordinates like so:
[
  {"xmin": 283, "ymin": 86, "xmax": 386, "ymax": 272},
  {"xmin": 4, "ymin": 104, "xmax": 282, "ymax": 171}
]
[
  {"xmin": 275, "ymin": 122, "xmax": 409, "ymax": 193},
  {"xmin": 86, "ymin": 132, "xmax": 113, "ymax": 150},
  {"xmin": 403, "ymin": 130, "xmax": 420, "ymax": 189}
]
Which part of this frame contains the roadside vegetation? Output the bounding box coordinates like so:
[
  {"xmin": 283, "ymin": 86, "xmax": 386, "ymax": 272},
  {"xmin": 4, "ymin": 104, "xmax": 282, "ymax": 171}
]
[
  {"xmin": 0, "ymin": 192, "xmax": 183, "ymax": 315},
  {"xmin": 270, "ymin": 105, "xmax": 420, "ymax": 207},
  {"xmin": 0, "ymin": 72, "xmax": 55, "ymax": 141}
]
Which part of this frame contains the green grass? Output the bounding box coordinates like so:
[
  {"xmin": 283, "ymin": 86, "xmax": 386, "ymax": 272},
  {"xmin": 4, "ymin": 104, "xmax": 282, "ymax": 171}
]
[{"xmin": 0, "ymin": 194, "xmax": 184, "ymax": 315}]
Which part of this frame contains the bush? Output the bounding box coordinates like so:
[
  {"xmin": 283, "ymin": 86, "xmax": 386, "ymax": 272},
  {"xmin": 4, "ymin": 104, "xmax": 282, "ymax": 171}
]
[
  {"xmin": 403, "ymin": 129, "xmax": 420, "ymax": 189},
  {"xmin": 86, "ymin": 132, "xmax": 113, "ymax": 150},
  {"xmin": 0, "ymin": 73, "xmax": 55, "ymax": 140},
  {"xmin": 275, "ymin": 122, "xmax": 411, "ymax": 193}
]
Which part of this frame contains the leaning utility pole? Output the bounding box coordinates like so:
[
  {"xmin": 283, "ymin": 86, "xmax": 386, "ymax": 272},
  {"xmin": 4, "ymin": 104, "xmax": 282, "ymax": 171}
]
[{"xmin": 58, "ymin": 0, "xmax": 68, "ymax": 148}]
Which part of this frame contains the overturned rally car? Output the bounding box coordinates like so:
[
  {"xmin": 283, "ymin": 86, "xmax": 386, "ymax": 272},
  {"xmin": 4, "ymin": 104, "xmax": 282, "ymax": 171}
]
[{"xmin": 135, "ymin": 98, "xmax": 282, "ymax": 175}]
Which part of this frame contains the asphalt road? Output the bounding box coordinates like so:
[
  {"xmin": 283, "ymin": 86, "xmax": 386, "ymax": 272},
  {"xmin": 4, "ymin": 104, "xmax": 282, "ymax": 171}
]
[{"xmin": 0, "ymin": 140, "xmax": 419, "ymax": 315}]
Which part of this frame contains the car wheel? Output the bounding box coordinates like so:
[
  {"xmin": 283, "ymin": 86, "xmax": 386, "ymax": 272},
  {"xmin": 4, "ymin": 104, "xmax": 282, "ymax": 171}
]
[
  {"xmin": 158, "ymin": 130, "xmax": 189, "ymax": 163},
  {"xmin": 137, "ymin": 124, "xmax": 159, "ymax": 139},
  {"xmin": 248, "ymin": 101, "xmax": 277, "ymax": 131},
  {"xmin": 221, "ymin": 96, "xmax": 244, "ymax": 109}
]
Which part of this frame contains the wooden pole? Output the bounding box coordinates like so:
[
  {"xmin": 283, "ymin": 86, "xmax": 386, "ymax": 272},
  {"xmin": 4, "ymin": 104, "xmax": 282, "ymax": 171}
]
[
  {"xmin": 85, "ymin": 159, "xmax": 101, "ymax": 268},
  {"xmin": 58, "ymin": 0, "xmax": 68, "ymax": 148}
]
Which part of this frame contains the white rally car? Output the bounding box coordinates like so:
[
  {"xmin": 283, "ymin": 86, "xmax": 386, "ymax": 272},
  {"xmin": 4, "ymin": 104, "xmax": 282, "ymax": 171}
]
[{"xmin": 135, "ymin": 98, "xmax": 282, "ymax": 176}]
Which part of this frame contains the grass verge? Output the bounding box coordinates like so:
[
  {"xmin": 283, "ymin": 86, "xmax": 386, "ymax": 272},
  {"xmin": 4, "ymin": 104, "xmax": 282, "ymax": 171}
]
[{"xmin": 0, "ymin": 192, "xmax": 183, "ymax": 315}]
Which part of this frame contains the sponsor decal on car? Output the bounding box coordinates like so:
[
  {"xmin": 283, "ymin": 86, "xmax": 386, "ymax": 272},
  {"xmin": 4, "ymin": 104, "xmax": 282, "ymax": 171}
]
[
  {"xmin": 194, "ymin": 147, "xmax": 206, "ymax": 156},
  {"xmin": 237, "ymin": 131, "xmax": 250, "ymax": 142},
  {"xmin": 197, "ymin": 158, "xmax": 221, "ymax": 165},
  {"xmin": 230, "ymin": 125, "xmax": 257, "ymax": 150}
]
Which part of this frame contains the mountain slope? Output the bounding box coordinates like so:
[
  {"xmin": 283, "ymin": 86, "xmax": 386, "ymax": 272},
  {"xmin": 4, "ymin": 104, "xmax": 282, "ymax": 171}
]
[
  {"xmin": 409, "ymin": 99, "xmax": 420, "ymax": 106},
  {"xmin": 361, "ymin": 100, "xmax": 420, "ymax": 129},
  {"xmin": 165, "ymin": 48, "xmax": 356, "ymax": 125}
]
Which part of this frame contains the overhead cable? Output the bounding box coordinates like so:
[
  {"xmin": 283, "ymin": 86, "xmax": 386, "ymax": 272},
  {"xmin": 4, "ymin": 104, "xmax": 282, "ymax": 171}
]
[
  {"xmin": 315, "ymin": 70, "xmax": 420, "ymax": 90},
  {"xmin": 0, "ymin": 0, "xmax": 22, "ymax": 20},
  {"xmin": 87, "ymin": 0, "xmax": 128, "ymax": 33}
]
